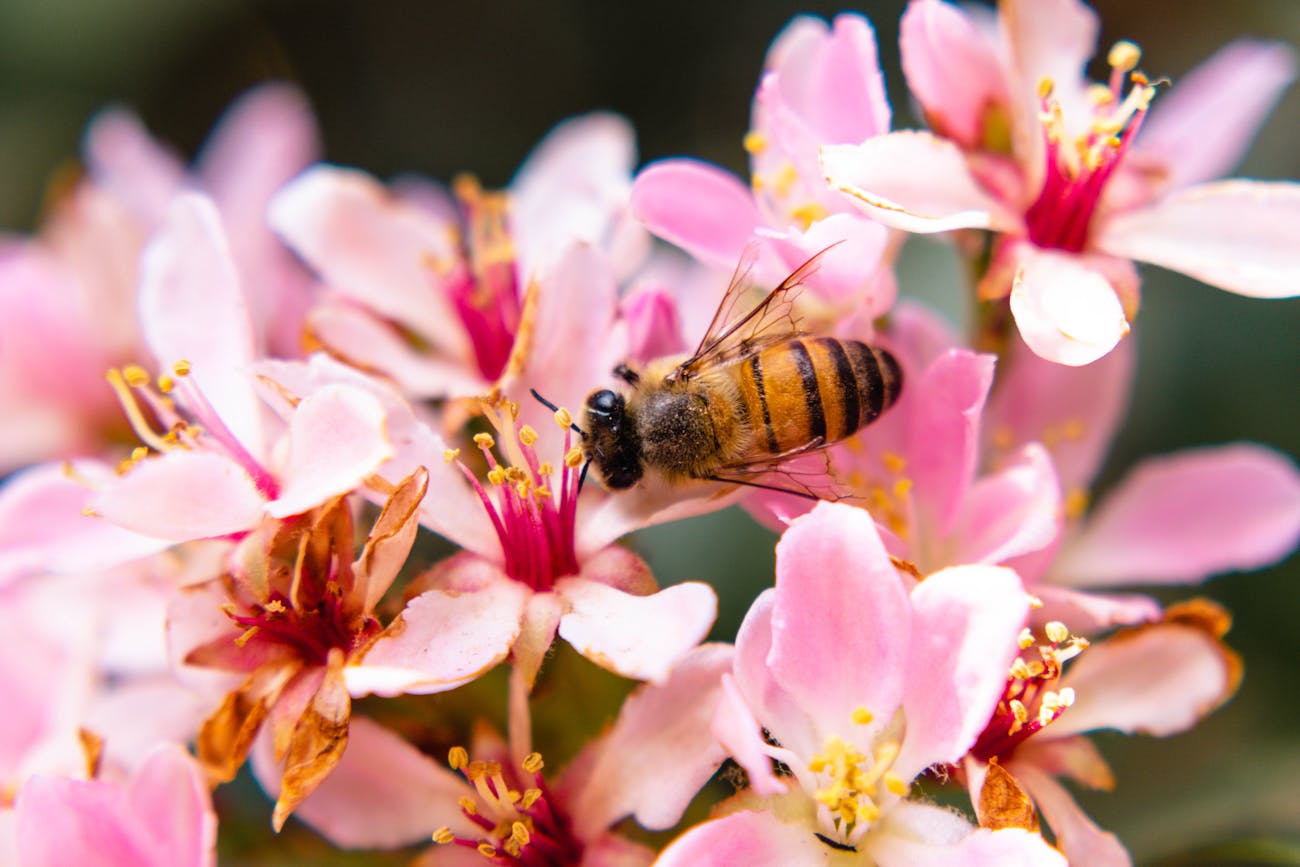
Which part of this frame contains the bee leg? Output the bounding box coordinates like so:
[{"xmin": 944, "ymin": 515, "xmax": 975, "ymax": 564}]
[{"xmin": 612, "ymin": 363, "xmax": 640, "ymax": 385}]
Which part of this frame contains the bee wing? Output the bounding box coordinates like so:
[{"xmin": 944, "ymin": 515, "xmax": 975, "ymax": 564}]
[
  {"xmin": 674, "ymin": 241, "xmax": 843, "ymax": 380},
  {"xmin": 703, "ymin": 444, "xmax": 853, "ymax": 502}
]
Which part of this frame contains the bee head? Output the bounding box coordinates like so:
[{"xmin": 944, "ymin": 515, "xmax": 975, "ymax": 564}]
[{"xmin": 582, "ymin": 388, "xmax": 643, "ymax": 489}]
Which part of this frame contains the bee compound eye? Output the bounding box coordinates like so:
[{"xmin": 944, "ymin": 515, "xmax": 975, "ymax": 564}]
[{"xmin": 586, "ymin": 389, "xmax": 622, "ymax": 416}]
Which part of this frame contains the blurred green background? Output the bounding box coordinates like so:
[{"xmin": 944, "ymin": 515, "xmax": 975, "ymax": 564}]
[{"xmin": 2, "ymin": 1, "xmax": 1297, "ymax": 863}]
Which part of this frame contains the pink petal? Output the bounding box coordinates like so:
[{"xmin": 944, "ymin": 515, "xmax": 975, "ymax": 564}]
[
  {"xmin": 265, "ymin": 385, "xmax": 394, "ymax": 518},
  {"xmin": 1014, "ymin": 764, "xmax": 1130, "ymax": 866},
  {"xmin": 1058, "ymin": 444, "xmax": 1300, "ymax": 587},
  {"xmin": 1012, "ymin": 736, "xmax": 1114, "ymax": 791},
  {"xmin": 654, "ymin": 810, "xmax": 820, "ymax": 867},
  {"xmin": 821, "ymin": 133, "xmax": 1018, "ymax": 233},
  {"xmin": 951, "ymin": 444, "xmax": 1061, "ymax": 566},
  {"xmin": 1030, "ymin": 586, "xmax": 1162, "ymax": 633},
  {"xmin": 1138, "ymin": 40, "xmax": 1298, "ymax": 191},
  {"xmin": 763, "ymin": 213, "xmax": 891, "ymax": 311},
  {"xmin": 82, "ymin": 108, "xmax": 185, "ymax": 224},
  {"xmin": 1008, "ymin": 247, "xmax": 1130, "ymax": 366},
  {"xmin": 1096, "ymin": 180, "xmax": 1300, "ymax": 299},
  {"xmin": 270, "ymin": 716, "xmax": 472, "ymax": 848},
  {"xmin": 91, "ymin": 451, "xmax": 265, "ymax": 541},
  {"xmin": 562, "ymin": 643, "xmax": 733, "ymax": 839},
  {"xmin": 710, "ymin": 673, "xmax": 786, "ymax": 797},
  {"xmin": 0, "ymin": 462, "xmax": 169, "ymax": 582},
  {"xmin": 770, "ymin": 502, "xmax": 911, "ymax": 734},
  {"xmin": 347, "ymin": 576, "xmax": 530, "ymax": 697},
  {"xmin": 630, "ymin": 160, "xmax": 761, "ymax": 268},
  {"xmin": 731, "ymin": 588, "xmax": 819, "ymax": 758},
  {"xmin": 896, "ymin": 565, "xmax": 1030, "ymax": 781},
  {"xmin": 620, "ymin": 285, "xmax": 685, "ymax": 365},
  {"xmin": 873, "ymin": 801, "xmax": 1067, "ymax": 866},
  {"xmin": 555, "ymin": 577, "xmax": 717, "ymax": 682},
  {"xmin": 906, "ymin": 349, "xmax": 997, "ymax": 535},
  {"xmin": 267, "ymin": 166, "xmax": 470, "ymax": 357},
  {"xmin": 1052, "ymin": 621, "xmax": 1238, "ymax": 738},
  {"xmin": 576, "ymin": 835, "xmax": 656, "ymax": 867},
  {"xmin": 984, "ymin": 335, "xmax": 1134, "ymax": 493},
  {"xmin": 763, "ymin": 13, "xmax": 891, "ymax": 145},
  {"xmin": 16, "ymin": 744, "xmax": 214, "ymax": 867},
  {"xmin": 900, "ymin": 0, "xmax": 1010, "ymax": 148},
  {"xmin": 139, "ymin": 194, "xmax": 262, "ymax": 458}
]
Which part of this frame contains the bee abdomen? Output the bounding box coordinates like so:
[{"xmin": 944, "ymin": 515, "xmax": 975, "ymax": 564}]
[{"xmin": 739, "ymin": 337, "xmax": 902, "ymax": 456}]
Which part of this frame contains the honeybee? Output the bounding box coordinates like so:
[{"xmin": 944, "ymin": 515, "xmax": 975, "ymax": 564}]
[{"xmin": 572, "ymin": 243, "xmax": 902, "ymax": 499}]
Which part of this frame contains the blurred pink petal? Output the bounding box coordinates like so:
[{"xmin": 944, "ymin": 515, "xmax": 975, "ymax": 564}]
[
  {"xmin": 83, "ymin": 109, "xmax": 185, "ymax": 223},
  {"xmin": 769, "ymin": 502, "xmax": 911, "ymax": 731},
  {"xmin": 1138, "ymin": 40, "xmax": 1297, "ymax": 190},
  {"xmin": 896, "ymin": 565, "xmax": 1030, "ymax": 780},
  {"xmin": 620, "ymin": 285, "xmax": 684, "ymax": 364},
  {"xmin": 655, "ymin": 810, "xmax": 819, "ymax": 867},
  {"xmin": 90, "ymin": 450, "xmax": 264, "ymax": 541},
  {"xmin": 630, "ymin": 160, "xmax": 761, "ymax": 268},
  {"xmin": 1096, "ymin": 180, "xmax": 1300, "ymax": 299},
  {"xmin": 1008, "ymin": 247, "xmax": 1130, "ymax": 366},
  {"xmin": 1059, "ymin": 444, "xmax": 1300, "ymax": 587},
  {"xmin": 268, "ymin": 165, "xmax": 469, "ymax": 357},
  {"xmin": 1052, "ymin": 620, "xmax": 1238, "ymax": 739},
  {"xmin": 264, "ymin": 385, "xmax": 393, "ymax": 519},
  {"xmin": 1031, "ymin": 586, "xmax": 1162, "ymax": 633},
  {"xmin": 952, "ymin": 444, "xmax": 1061, "ymax": 566},
  {"xmin": 900, "ymin": 0, "xmax": 1009, "ymax": 148},
  {"xmin": 763, "ymin": 212, "xmax": 891, "ymax": 310},
  {"xmin": 822, "ymin": 132, "xmax": 1017, "ymax": 233},
  {"xmin": 265, "ymin": 717, "xmax": 471, "ymax": 848},
  {"xmin": 15, "ymin": 744, "xmax": 215, "ymax": 867},
  {"xmin": 562, "ymin": 644, "xmax": 733, "ymax": 838},
  {"xmin": 555, "ymin": 578, "xmax": 716, "ymax": 683},
  {"xmin": 1014, "ymin": 764, "xmax": 1130, "ymax": 866},
  {"xmin": 348, "ymin": 578, "xmax": 529, "ymax": 697},
  {"xmin": 138, "ymin": 194, "xmax": 263, "ymax": 457}
]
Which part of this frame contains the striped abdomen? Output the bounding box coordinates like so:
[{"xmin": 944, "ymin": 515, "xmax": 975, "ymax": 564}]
[{"xmin": 735, "ymin": 337, "xmax": 902, "ymax": 457}]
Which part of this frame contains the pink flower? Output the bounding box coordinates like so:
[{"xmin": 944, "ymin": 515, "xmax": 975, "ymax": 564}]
[
  {"xmin": 664, "ymin": 502, "xmax": 1063, "ymax": 864},
  {"xmin": 0, "ymin": 84, "xmax": 317, "ymax": 472},
  {"xmin": 631, "ymin": 13, "xmax": 893, "ymax": 317},
  {"xmin": 171, "ymin": 469, "xmax": 430, "ymax": 830},
  {"xmin": 822, "ymin": 0, "xmax": 1299, "ymax": 364},
  {"xmin": 87, "ymin": 194, "xmax": 394, "ymax": 543},
  {"xmin": 268, "ymin": 113, "xmax": 646, "ymax": 402},
  {"xmin": 255, "ymin": 644, "xmax": 733, "ymax": 859},
  {"xmin": 14, "ymin": 744, "xmax": 216, "ymax": 867},
  {"xmin": 962, "ymin": 603, "xmax": 1240, "ymax": 865}
]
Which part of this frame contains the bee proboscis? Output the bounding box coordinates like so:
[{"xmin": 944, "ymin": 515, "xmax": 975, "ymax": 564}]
[{"xmin": 577, "ymin": 243, "xmax": 902, "ymax": 499}]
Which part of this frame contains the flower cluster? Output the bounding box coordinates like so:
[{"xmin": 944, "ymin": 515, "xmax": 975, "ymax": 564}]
[{"xmin": 1, "ymin": 2, "xmax": 1297, "ymax": 865}]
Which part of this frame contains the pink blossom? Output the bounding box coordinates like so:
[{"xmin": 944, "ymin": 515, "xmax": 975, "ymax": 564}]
[
  {"xmin": 268, "ymin": 113, "xmax": 646, "ymax": 402},
  {"xmin": 0, "ymin": 84, "xmax": 317, "ymax": 472},
  {"xmin": 667, "ymin": 502, "xmax": 1062, "ymax": 864},
  {"xmin": 631, "ymin": 13, "xmax": 894, "ymax": 317},
  {"xmin": 822, "ymin": 0, "xmax": 1299, "ymax": 364},
  {"xmin": 961, "ymin": 603, "xmax": 1240, "ymax": 865},
  {"xmin": 14, "ymin": 744, "xmax": 216, "ymax": 867},
  {"xmin": 257, "ymin": 644, "xmax": 733, "ymax": 859}
]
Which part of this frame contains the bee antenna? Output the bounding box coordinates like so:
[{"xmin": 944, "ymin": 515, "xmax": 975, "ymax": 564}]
[
  {"xmin": 577, "ymin": 459, "xmax": 591, "ymax": 494},
  {"xmin": 529, "ymin": 388, "xmax": 587, "ymax": 438}
]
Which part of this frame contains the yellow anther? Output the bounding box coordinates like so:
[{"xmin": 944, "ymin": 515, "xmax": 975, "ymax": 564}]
[
  {"xmin": 1058, "ymin": 687, "xmax": 1076, "ymax": 707},
  {"xmin": 448, "ymin": 746, "xmax": 469, "ymax": 770},
  {"xmin": 1028, "ymin": 595, "xmax": 1044, "ymax": 610},
  {"xmin": 1045, "ymin": 621, "xmax": 1069, "ymax": 644},
  {"xmin": 1108, "ymin": 40, "xmax": 1141, "ymax": 72},
  {"xmin": 233, "ymin": 626, "xmax": 260, "ymax": 648},
  {"xmin": 264, "ymin": 600, "xmax": 286, "ymax": 614},
  {"xmin": 511, "ymin": 821, "xmax": 531, "ymax": 846},
  {"xmin": 506, "ymin": 788, "xmax": 522, "ymax": 804},
  {"xmin": 431, "ymin": 826, "xmax": 455, "ymax": 844},
  {"xmin": 444, "ymin": 448, "xmax": 461, "ymax": 463},
  {"xmin": 1010, "ymin": 658, "xmax": 1032, "ymax": 679},
  {"xmin": 881, "ymin": 451, "xmax": 906, "ymax": 474},
  {"xmin": 519, "ymin": 425, "xmax": 538, "ymax": 446},
  {"xmin": 82, "ymin": 506, "xmax": 97, "ymax": 517},
  {"xmin": 884, "ymin": 772, "xmax": 907, "ymax": 797},
  {"xmin": 743, "ymin": 130, "xmax": 767, "ymax": 154},
  {"xmin": 515, "ymin": 481, "xmax": 530, "ymax": 498},
  {"xmin": 892, "ymin": 478, "xmax": 913, "ymax": 499},
  {"xmin": 172, "ymin": 360, "xmax": 192, "ymax": 377},
  {"xmin": 477, "ymin": 843, "xmax": 497, "ymax": 858},
  {"xmin": 473, "ymin": 432, "xmax": 496, "ymax": 450},
  {"xmin": 1037, "ymin": 76, "xmax": 1055, "ymax": 99},
  {"xmin": 991, "ymin": 427, "xmax": 1015, "ymax": 450},
  {"xmin": 1065, "ymin": 488, "xmax": 1090, "ymax": 520},
  {"xmin": 156, "ymin": 375, "xmax": 175, "ymax": 393},
  {"xmin": 852, "ymin": 707, "xmax": 874, "ymax": 725},
  {"xmin": 564, "ymin": 446, "xmax": 584, "ymax": 468},
  {"xmin": 1087, "ymin": 83, "xmax": 1115, "ymax": 105},
  {"xmin": 773, "ymin": 162, "xmax": 799, "ymax": 197},
  {"xmin": 1009, "ymin": 699, "xmax": 1028, "ymax": 724},
  {"xmin": 554, "ymin": 407, "xmax": 574, "ymax": 429},
  {"xmin": 122, "ymin": 364, "xmax": 150, "ymax": 387},
  {"xmin": 504, "ymin": 840, "xmax": 522, "ymax": 858},
  {"xmin": 538, "ymin": 462, "xmax": 553, "ymax": 477},
  {"xmin": 521, "ymin": 788, "xmax": 542, "ymax": 809},
  {"xmin": 789, "ymin": 202, "xmax": 829, "ymax": 230},
  {"xmin": 129, "ymin": 446, "xmax": 148, "ymax": 463},
  {"xmin": 487, "ymin": 467, "xmax": 507, "ymax": 486},
  {"xmin": 1018, "ymin": 628, "xmax": 1035, "ymax": 650}
]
